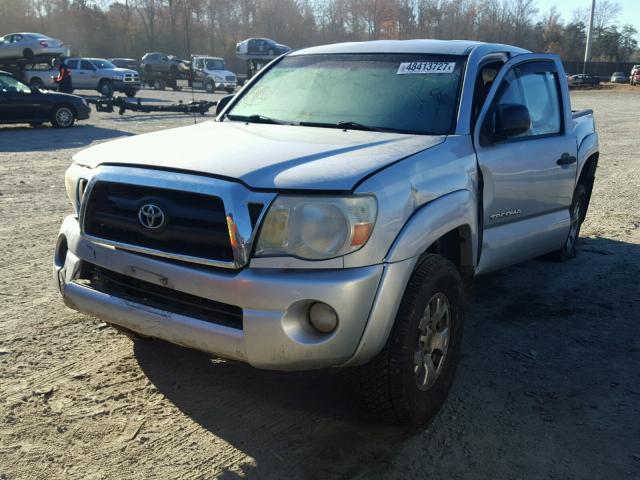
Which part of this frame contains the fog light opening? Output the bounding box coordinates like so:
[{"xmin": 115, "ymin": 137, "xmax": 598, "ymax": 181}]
[
  {"xmin": 308, "ymin": 302, "xmax": 338, "ymax": 334},
  {"xmin": 55, "ymin": 235, "xmax": 68, "ymax": 268}
]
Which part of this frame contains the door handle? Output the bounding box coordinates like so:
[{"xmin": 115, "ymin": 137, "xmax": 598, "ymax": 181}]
[{"xmin": 557, "ymin": 153, "xmax": 577, "ymax": 166}]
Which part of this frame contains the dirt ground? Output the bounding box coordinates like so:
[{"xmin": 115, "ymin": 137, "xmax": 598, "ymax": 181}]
[{"xmin": 1, "ymin": 84, "xmax": 639, "ymax": 480}]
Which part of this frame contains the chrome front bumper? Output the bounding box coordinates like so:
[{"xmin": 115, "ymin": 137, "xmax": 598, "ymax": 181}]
[{"xmin": 54, "ymin": 215, "xmax": 415, "ymax": 370}]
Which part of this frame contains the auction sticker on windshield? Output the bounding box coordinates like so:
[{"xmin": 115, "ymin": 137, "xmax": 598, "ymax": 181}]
[{"xmin": 397, "ymin": 62, "xmax": 456, "ymax": 74}]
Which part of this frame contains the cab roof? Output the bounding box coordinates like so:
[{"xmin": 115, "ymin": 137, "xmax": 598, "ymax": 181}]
[{"xmin": 291, "ymin": 39, "xmax": 529, "ymax": 57}]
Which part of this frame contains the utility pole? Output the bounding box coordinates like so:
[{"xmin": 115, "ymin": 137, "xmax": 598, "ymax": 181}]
[{"xmin": 583, "ymin": 0, "xmax": 596, "ymax": 74}]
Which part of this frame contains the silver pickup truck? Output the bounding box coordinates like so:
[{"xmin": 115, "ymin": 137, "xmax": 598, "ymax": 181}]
[{"xmin": 54, "ymin": 40, "xmax": 598, "ymax": 426}]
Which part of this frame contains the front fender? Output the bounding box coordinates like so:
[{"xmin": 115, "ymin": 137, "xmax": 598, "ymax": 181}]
[
  {"xmin": 342, "ymin": 190, "xmax": 478, "ymax": 367},
  {"xmin": 385, "ymin": 189, "xmax": 478, "ymax": 265}
]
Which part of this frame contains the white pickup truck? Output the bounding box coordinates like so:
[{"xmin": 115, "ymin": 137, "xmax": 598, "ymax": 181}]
[
  {"xmin": 191, "ymin": 55, "xmax": 237, "ymax": 93},
  {"xmin": 54, "ymin": 40, "xmax": 598, "ymax": 426}
]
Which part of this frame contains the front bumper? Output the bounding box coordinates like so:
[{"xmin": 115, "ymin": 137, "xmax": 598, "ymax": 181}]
[
  {"xmin": 215, "ymin": 81, "xmax": 236, "ymax": 90},
  {"xmin": 54, "ymin": 215, "xmax": 413, "ymax": 370},
  {"xmin": 114, "ymin": 81, "xmax": 141, "ymax": 92},
  {"xmin": 76, "ymin": 104, "xmax": 91, "ymax": 120}
]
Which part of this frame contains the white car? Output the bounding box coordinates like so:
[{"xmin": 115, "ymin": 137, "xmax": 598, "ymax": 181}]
[{"xmin": 0, "ymin": 32, "xmax": 65, "ymax": 61}]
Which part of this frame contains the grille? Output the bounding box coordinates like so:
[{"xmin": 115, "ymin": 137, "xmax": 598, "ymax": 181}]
[
  {"xmin": 225, "ymin": 75, "xmax": 236, "ymax": 82},
  {"xmin": 123, "ymin": 73, "xmax": 140, "ymax": 83},
  {"xmin": 78, "ymin": 262, "xmax": 243, "ymax": 330},
  {"xmin": 83, "ymin": 182, "xmax": 233, "ymax": 263}
]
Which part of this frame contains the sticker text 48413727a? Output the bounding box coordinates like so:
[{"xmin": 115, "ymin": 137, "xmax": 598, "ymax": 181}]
[{"xmin": 397, "ymin": 62, "xmax": 456, "ymax": 74}]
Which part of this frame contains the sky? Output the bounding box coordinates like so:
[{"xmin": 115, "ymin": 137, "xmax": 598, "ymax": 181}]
[{"xmin": 535, "ymin": 0, "xmax": 640, "ymax": 32}]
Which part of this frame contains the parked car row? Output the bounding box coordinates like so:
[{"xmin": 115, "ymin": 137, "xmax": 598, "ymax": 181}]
[{"xmin": 567, "ymin": 69, "xmax": 640, "ymax": 86}]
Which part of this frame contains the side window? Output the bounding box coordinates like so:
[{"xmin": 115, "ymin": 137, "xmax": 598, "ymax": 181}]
[
  {"xmin": 493, "ymin": 63, "xmax": 562, "ymax": 138},
  {"xmin": 80, "ymin": 60, "xmax": 95, "ymax": 70},
  {"xmin": 196, "ymin": 59, "xmax": 204, "ymax": 69},
  {"xmin": 67, "ymin": 60, "xmax": 78, "ymax": 70},
  {"xmin": 520, "ymin": 71, "xmax": 561, "ymax": 135}
]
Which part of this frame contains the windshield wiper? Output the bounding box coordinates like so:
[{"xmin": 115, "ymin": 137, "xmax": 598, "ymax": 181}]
[
  {"xmin": 335, "ymin": 121, "xmax": 394, "ymax": 132},
  {"xmin": 226, "ymin": 114, "xmax": 295, "ymax": 125},
  {"xmin": 300, "ymin": 120, "xmax": 422, "ymax": 135}
]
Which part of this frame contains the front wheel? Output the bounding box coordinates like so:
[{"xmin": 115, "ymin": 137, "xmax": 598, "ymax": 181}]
[
  {"xmin": 546, "ymin": 183, "xmax": 587, "ymax": 261},
  {"xmin": 98, "ymin": 80, "xmax": 114, "ymax": 97},
  {"xmin": 205, "ymin": 81, "xmax": 215, "ymax": 93},
  {"xmin": 359, "ymin": 254, "xmax": 465, "ymax": 426},
  {"xmin": 29, "ymin": 78, "xmax": 44, "ymax": 90},
  {"xmin": 51, "ymin": 105, "xmax": 76, "ymax": 128}
]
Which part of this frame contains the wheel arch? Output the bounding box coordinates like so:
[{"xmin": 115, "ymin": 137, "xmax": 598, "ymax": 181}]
[
  {"xmin": 385, "ymin": 189, "xmax": 478, "ymax": 275},
  {"xmin": 577, "ymin": 152, "xmax": 598, "ymax": 222}
]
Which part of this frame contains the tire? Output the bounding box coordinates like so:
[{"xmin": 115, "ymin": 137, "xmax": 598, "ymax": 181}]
[
  {"xmin": 359, "ymin": 254, "xmax": 465, "ymax": 426},
  {"xmin": 125, "ymin": 89, "xmax": 137, "ymax": 98},
  {"xmin": 545, "ymin": 183, "xmax": 588, "ymax": 261},
  {"xmin": 23, "ymin": 48, "xmax": 34, "ymax": 60},
  {"xmin": 51, "ymin": 105, "xmax": 76, "ymax": 128},
  {"xmin": 98, "ymin": 80, "xmax": 114, "ymax": 97},
  {"xmin": 205, "ymin": 81, "xmax": 215, "ymax": 93},
  {"xmin": 153, "ymin": 79, "xmax": 166, "ymax": 90},
  {"xmin": 29, "ymin": 77, "xmax": 44, "ymax": 90}
]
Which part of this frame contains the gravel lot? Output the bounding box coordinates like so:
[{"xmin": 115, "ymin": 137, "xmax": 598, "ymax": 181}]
[{"xmin": 1, "ymin": 85, "xmax": 639, "ymax": 480}]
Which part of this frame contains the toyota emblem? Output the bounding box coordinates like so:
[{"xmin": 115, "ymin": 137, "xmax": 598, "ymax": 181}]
[{"xmin": 138, "ymin": 203, "xmax": 166, "ymax": 230}]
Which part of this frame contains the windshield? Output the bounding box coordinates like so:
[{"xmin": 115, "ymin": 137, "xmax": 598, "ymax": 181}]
[
  {"xmin": 0, "ymin": 75, "xmax": 31, "ymax": 94},
  {"xmin": 205, "ymin": 59, "xmax": 225, "ymax": 70},
  {"xmin": 92, "ymin": 59, "xmax": 116, "ymax": 69},
  {"xmin": 227, "ymin": 53, "xmax": 465, "ymax": 135}
]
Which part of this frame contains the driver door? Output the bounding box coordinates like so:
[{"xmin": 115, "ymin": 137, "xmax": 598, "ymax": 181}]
[
  {"xmin": 474, "ymin": 54, "xmax": 578, "ymax": 274},
  {"xmin": 76, "ymin": 60, "xmax": 97, "ymax": 88}
]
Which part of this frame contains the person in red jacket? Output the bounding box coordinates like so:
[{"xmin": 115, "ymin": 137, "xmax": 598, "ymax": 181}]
[{"xmin": 53, "ymin": 58, "xmax": 73, "ymax": 94}]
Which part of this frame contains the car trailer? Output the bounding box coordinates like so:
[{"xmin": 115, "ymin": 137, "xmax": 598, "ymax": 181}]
[
  {"xmin": 85, "ymin": 95, "xmax": 217, "ymax": 116},
  {"xmin": 235, "ymin": 52, "xmax": 279, "ymax": 85},
  {"xmin": 0, "ymin": 56, "xmax": 61, "ymax": 83},
  {"xmin": 141, "ymin": 70, "xmax": 190, "ymax": 91}
]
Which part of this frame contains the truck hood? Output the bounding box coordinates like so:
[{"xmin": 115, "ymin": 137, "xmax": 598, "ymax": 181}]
[
  {"xmin": 110, "ymin": 67, "xmax": 138, "ymax": 75},
  {"xmin": 73, "ymin": 121, "xmax": 445, "ymax": 191},
  {"xmin": 206, "ymin": 69, "xmax": 235, "ymax": 78}
]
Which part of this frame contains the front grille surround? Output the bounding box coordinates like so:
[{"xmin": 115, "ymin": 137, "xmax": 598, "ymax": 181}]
[{"xmin": 79, "ymin": 166, "xmax": 274, "ymax": 269}]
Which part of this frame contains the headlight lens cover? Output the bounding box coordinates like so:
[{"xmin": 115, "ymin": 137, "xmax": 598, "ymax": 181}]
[
  {"xmin": 255, "ymin": 195, "xmax": 377, "ymax": 260},
  {"xmin": 64, "ymin": 163, "xmax": 89, "ymax": 214}
]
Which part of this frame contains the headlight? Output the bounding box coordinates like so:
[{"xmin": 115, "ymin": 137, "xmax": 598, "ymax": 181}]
[
  {"xmin": 112, "ymin": 75, "xmax": 124, "ymax": 81},
  {"xmin": 255, "ymin": 195, "xmax": 377, "ymax": 260},
  {"xmin": 214, "ymin": 75, "xmax": 223, "ymax": 81},
  {"xmin": 64, "ymin": 163, "xmax": 89, "ymax": 214}
]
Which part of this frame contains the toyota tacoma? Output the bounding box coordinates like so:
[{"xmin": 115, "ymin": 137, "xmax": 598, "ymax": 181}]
[{"xmin": 54, "ymin": 40, "xmax": 599, "ymax": 425}]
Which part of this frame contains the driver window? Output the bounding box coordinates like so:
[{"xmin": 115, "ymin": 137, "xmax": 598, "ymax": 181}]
[
  {"xmin": 80, "ymin": 60, "xmax": 95, "ymax": 70},
  {"xmin": 494, "ymin": 64, "xmax": 561, "ymax": 138},
  {"xmin": 0, "ymin": 76, "xmax": 31, "ymax": 94},
  {"xmin": 67, "ymin": 60, "xmax": 78, "ymax": 70}
]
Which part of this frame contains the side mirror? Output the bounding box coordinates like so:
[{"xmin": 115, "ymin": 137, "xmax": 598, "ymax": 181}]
[
  {"xmin": 493, "ymin": 103, "xmax": 531, "ymax": 140},
  {"xmin": 216, "ymin": 94, "xmax": 234, "ymax": 116}
]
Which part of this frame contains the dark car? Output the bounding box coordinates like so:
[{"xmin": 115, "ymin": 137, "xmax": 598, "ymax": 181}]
[
  {"xmin": 108, "ymin": 58, "xmax": 141, "ymax": 71},
  {"xmin": 0, "ymin": 70, "xmax": 90, "ymax": 128},
  {"xmin": 236, "ymin": 38, "xmax": 291, "ymax": 57},
  {"xmin": 140, "ymin": 52, "xmax": 189, "ymax": 74},
  {"xmin": 568, "ymin": 74, "xmax": 600, "ymax": 86}
]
